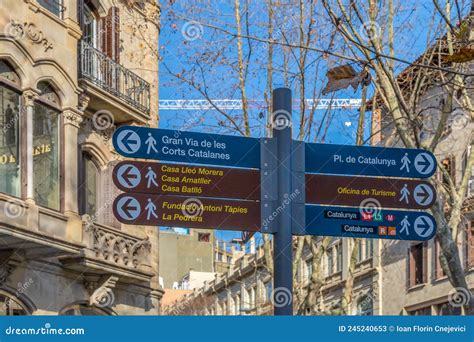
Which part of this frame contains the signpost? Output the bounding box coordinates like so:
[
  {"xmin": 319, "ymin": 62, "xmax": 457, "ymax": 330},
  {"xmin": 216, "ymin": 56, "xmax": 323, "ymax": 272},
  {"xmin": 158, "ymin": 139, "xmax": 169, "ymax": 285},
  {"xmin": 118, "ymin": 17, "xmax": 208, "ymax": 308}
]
[
  {"xmin": 113, "ymin": 126, "xmax": 260, "ymax": 168},
  {"xmin": 306, "ymin": 174, "xmax": 436, "ymax": 209},
  {"xmin": 304, "ymin": 205, "xmax": 436, "ymax": 241},
  {"xmin": 113, "ymin": 194, "xmax": 260, "ymax": 231},
  {"xmin": 113, "ymin": 161, "xmax": 260, "ymax": 200},
  {"xmin": 305, "ymin": 142, "xmax": 436, "ymax": 178},
  {"xmin": 111, "ymin": 87, "xmax": 439, "ymax": 317}
]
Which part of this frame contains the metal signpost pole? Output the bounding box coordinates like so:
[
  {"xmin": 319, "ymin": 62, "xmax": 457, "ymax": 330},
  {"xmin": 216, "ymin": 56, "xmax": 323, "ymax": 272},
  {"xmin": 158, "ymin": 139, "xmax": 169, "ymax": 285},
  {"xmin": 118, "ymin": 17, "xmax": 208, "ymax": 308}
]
[{"xmin": 272, "ymin": 88, "xmax": 293, "ymax": 315}]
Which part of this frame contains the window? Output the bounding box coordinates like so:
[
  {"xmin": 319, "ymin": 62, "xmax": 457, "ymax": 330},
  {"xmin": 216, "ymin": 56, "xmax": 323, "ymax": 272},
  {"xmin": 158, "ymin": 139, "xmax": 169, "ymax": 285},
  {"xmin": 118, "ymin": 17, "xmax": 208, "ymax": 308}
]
[
  {"xmin": 264, "ymin": 282, "xmax": 272, "ymax": 303},
  {"xmin": 198, "ymin": 233, "xmax": 210, "ymax": 242},
  {"xmin": 335, "ymin": 243, "xmax": 342, "ymax": 272},
  {"xmin": 327, "ymin": 249, "xmax": 334, "ymax": 276},
  {"xmin": 37, "ymin": 0, "xmax": 65, "ymax": 18},
  {"xmin": 306, "ymin": 260, "xmax": 313, "ymax": 282},
  {"xmin": 440, "ymin": 156, "xmax": 456, "ymax": 187},
  {"xmin": 228, "ymin": 297, "xmax": 235, "ymax": 315},
  {"xmin": 234, "ymin": 295, "xmax": 240, "ymax": 315},
  {"xmin": 249, "ymin": 287, "xmax": 256, "ymax": 310},
  {"xmin": 437, "ymin": 302, "xmax": 462, "ymax": 316},
  {"xmin": 434, "ymin": 239, "xmax": 446, "ymax": 278},
  {"xmin": 365, "ymin": 239, "xmax": 373, "ymax": 259},
  {"xmin": 356, "ymin": 295, "xmax": 373, "ymax": 315},
  {"xmin": 328, "ymin": 242, "xmax": 342, "ymax": 275},
  {"xmin": 222, "ymin": 301, "xmax": 227, "ymax": 315},
  {"xmin": 356, "ymin": 240, "xmax": 363, "ymax": 263},
  {"xmin": 409, "ymin": 243, "xmax": 427, "ymax": 287},
  {"xmin": 33, "ymin": 100, "xmax": 59, "ymax": 210},
  {"xmin": 83, "ymin": 4, "xmax": 99, "ymax": 47},
  {"xmin": 62, "ymin": 304, "xmax": 110, "ymax": 315},
  {"xmin": 408, "ymin": 307, "xmax": 431, "ymax": 315},
  {"xmin": 0, "ymin": 83, "xmax": 20, "ymax": 197},
  {"xmin": 0, "ymin": 291, "xmax": 28, "ymax": 315},
  {"xmin": 80, "ymin": 154, "xmax": 99, "ymax": 217},
  {"xmin": 466, "ymin": 222, "xmax": 474, "ymax": 269}
]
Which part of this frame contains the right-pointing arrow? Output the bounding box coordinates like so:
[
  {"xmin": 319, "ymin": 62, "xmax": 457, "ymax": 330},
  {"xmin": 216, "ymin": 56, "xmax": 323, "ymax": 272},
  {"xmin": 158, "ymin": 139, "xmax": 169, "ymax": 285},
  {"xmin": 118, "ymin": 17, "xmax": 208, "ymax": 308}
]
[
  {"xmin": 414, "ymin": 184, "xmax": 433, "ymax": 206},
  {"xmin": 414, "ymin": 152, "xmax": 435, "ymax": 176}
]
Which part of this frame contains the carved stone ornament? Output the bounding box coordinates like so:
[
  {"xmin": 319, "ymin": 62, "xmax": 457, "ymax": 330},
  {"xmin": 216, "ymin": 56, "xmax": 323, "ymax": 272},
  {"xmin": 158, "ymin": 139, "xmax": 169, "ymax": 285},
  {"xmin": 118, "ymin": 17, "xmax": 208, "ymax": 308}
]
[
  {"xmin": 8, "ymin": 21, "xmax": 53, "ymax": 52},
  {"xmin": 85, "ymin": 275, "xmax": 118, "ymax": 308},
  {"xmin": 63, "ymin": 111, "xmax": 84, "ymax": 128},
  {"xmin": 84, "ymin": 220, "xmax": 151, "ymax": 269}
]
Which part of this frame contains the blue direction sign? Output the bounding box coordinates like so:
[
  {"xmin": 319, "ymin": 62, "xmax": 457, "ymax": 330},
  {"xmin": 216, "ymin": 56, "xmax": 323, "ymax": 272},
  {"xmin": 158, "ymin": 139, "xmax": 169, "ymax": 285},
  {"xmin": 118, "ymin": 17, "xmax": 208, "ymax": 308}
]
[
  {"xmin": 113, "ymin": 126, "xmax": 260, "ymax": 169},
  {"xmin": 302, "ymin": 205, "xmax": 436, "ymax": 241},
  {"xmin": 305, "ymin": 143, "xmax": 436, "ymax": 179}
]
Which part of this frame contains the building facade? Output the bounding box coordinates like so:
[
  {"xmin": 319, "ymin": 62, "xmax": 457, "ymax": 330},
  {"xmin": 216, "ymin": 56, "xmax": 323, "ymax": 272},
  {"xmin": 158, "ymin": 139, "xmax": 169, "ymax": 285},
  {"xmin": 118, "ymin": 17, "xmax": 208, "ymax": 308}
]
[
  {"xmin": 160, "ymin": 228, "xmax": 215, "ymax": 289},
  {"xmin": 0, "ymin": 0, "xmax": 161, "ymax": 315},
  {"xmin": 163, "ymin": 238, "xmax": 379, "ymax": 316}
]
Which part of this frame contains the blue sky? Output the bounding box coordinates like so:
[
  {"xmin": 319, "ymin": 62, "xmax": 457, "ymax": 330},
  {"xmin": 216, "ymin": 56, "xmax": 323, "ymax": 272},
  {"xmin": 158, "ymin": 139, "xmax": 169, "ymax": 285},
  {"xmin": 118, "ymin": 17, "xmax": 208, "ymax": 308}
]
[{"xmin": 157, "ymin": 0, "xmax": 470, "ymax": 245}]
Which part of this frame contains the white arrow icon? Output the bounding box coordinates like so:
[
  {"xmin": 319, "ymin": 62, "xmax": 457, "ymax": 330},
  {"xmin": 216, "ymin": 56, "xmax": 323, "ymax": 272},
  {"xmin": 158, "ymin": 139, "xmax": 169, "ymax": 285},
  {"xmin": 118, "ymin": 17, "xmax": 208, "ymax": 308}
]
[
  {"xmin": 117, "ymin": 130, "xmax": 141, "ymax": 154},
  {"xmin": 116, "ymin": 164, "xmax": 141, "ymax": 189},
  {"xmin": 414, "ymin": 152, "xmax": 435, "ymax": 175},
  {"xmin": 413, "ymin": 184, "xmax": 434, "ymax": 206},
  {"xmin": 414, "ymin": 216, "xmax": 434, "ymax": 238},
  {"xmin": 116, "ymin": 196, "xmax": 141, "ymax": 221}
]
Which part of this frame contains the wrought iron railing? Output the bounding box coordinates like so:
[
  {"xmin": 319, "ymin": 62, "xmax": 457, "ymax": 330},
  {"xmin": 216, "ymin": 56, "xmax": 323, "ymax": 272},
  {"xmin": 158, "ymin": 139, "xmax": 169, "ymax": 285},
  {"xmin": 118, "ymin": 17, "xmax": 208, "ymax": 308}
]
[{"xmin": 79, "ymin": 41, "xmax": 150, "ymax": 114}]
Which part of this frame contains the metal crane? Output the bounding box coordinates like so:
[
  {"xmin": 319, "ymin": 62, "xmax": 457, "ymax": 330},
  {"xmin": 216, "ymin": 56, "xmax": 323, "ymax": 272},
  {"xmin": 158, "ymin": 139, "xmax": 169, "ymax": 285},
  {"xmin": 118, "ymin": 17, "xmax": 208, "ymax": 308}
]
[{"xmin": 158, "ymin": 99, "xmax": 362, "ymax": 110}]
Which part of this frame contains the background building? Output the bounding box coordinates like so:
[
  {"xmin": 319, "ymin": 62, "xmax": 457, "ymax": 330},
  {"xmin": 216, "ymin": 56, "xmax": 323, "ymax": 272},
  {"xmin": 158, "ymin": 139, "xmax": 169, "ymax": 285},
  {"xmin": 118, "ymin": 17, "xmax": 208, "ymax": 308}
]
[
  {"xmin": 0, "ymin": 0, "xmax": 161, "ymax": 315},
  {"xmin": 159, "ymin": 228, "xmax": 215, "ymax": 288}
]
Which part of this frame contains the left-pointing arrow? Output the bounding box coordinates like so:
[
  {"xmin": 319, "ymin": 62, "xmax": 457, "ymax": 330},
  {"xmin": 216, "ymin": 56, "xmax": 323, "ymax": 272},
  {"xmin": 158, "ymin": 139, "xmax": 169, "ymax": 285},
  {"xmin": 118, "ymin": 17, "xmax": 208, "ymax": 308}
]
[
  {"xmin": 116, "ymin": 196, "xmax": 141, "ymax": 221},
  {"xmin": 116, "ymin": 164, "xmax": 141, "ymax": 188},
  {"xmin": 116, "ymin": 130, "xmax": 141, "ymax": 154}
]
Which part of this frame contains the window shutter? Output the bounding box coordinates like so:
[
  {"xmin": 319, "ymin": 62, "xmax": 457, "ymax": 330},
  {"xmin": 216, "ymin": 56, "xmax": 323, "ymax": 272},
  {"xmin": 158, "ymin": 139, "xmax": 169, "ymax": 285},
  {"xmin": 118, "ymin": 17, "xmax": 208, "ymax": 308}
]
[
  {"xmin": 113, "ymin": 7, "xmax": 120, "ymax": 63},
  {"xmin": 99, "ymin": 7, "xmax": 120, "ymax": 62}
]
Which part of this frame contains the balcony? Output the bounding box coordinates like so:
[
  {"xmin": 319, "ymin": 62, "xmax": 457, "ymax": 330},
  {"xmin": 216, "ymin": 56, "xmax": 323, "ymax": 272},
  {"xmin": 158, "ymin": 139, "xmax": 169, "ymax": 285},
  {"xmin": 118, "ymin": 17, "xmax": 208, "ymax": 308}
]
[
  {"xmin": 60, "ymin": 217, "xmax": 155, "ymax": 283},
  {"xmin": 79, "ymin": 41, "xmax": 151, "ymax": 121}
]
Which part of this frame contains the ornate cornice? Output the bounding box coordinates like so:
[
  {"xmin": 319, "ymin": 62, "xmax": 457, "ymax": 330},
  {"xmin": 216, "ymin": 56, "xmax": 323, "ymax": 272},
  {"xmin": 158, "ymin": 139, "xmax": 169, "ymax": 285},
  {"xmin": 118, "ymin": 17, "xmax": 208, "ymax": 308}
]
[{"xmin": 63, "ymin": 110, "xmax": 84, "ymax": 128}]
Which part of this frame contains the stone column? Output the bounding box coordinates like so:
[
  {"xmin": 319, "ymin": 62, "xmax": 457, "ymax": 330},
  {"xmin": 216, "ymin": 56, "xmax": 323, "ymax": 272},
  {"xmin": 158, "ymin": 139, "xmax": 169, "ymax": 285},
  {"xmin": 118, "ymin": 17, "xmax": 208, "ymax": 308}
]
[
  {"xmin": 62, "ymin": 109, "xmax": 83, "ymax": 215},
  {"xmin": 22, "ymin": 90, "xmax": 38, "ymax": 203}
]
